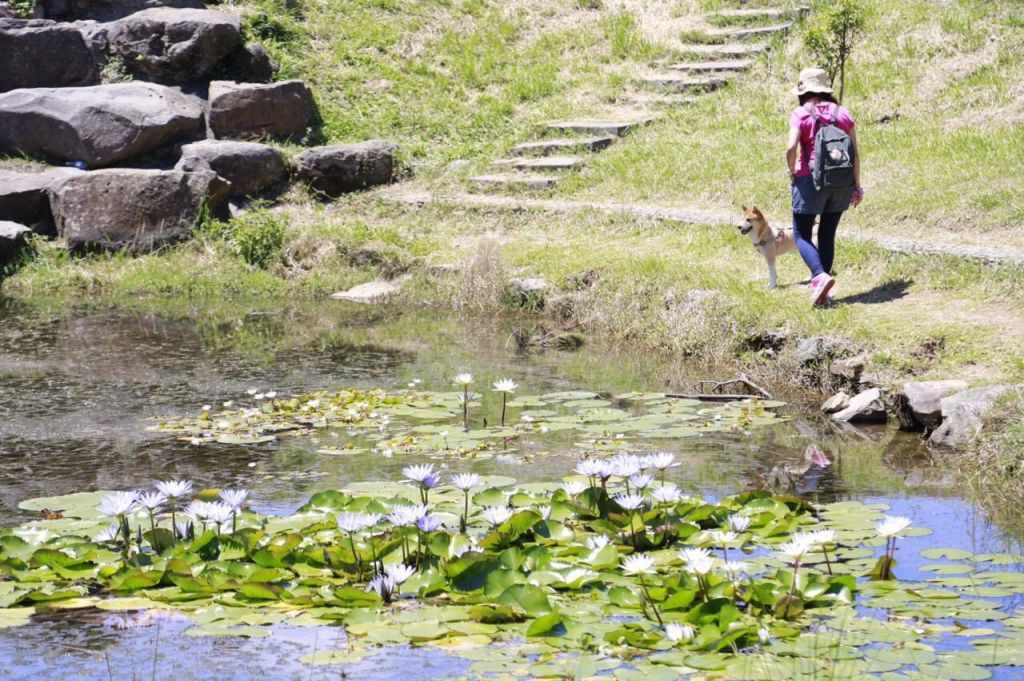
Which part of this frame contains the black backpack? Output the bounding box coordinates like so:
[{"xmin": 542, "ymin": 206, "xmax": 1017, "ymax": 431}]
[{"xmin": 810, "ymin": 107, "xmax": 855, "ymax": 191}]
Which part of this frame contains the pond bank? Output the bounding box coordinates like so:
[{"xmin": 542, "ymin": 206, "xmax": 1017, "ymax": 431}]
[{"xmin": 2, "ymin": 197, "xmax": 1023, "ymax": 529}]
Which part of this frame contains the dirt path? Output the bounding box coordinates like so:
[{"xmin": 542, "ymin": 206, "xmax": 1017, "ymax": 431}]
[{"xmin": 383, "ymin": 190, "xmax": 1024, "ymax": 267}]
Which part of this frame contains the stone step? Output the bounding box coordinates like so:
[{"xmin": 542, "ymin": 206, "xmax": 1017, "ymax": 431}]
[
  {"xmin": 470, "ymin": 173, "xmax": 559, "ymax": 190},
  {"xmin": 676, "ymin": 42, "xmax": 770, "ymax": 58},
  {"xmin": 708, "ymin": 7, "xmax": 808, "ymax": 24},
  {"xmin": 626, "ymin": 93, "xmax": 699, "ymax": 108},
  {"xmin": 706, "ymin": 22, "xmax": 793, "ymax": 41},
  {"xmin": 665, "ymin": 59, "xmax": 753, "ymax": 74},
  {"xmin": 641, "ymin": 75, "xmax": 728, "ymax": 93},
  {"xmin": 546, "ymin": 117, "xmax": 655, "ymax": 137},
  {"xmin": 491, "ymin": 155, "xmax": 584, "ymax": 171},
  {"xmin": 512, "ymin": 136, "xmax": 615, "ymax": 156}
]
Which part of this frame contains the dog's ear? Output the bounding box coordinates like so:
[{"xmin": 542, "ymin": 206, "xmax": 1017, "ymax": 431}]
[
  {"xmin": 741, "ymin": 204, "xmax": 748, "ymax": 212},
  {"xmin": 751, "ymin": 205, "xmax": 764, "ymax": 217}
]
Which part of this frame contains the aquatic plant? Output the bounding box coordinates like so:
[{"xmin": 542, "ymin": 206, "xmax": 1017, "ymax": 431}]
[
  {"xmin": 453, "ymin": 373, "xmax": 473, "ymax": 431},
  {"xmin": 491, "ymin": 379, "xmax": 518, "ymax": 427}
]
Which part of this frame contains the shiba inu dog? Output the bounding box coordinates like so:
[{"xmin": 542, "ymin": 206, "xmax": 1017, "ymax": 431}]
[{"xmin": 736, "ymin": 205, "xmax": 797, "ymax": 289}]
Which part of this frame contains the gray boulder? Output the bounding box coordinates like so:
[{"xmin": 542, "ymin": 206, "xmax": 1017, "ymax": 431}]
[
  {"xmin": 0, "ymin": 167, "xmax": 83, "ymax": 235},
  {"xmin": 0, "ymin": 19, "xmax": 100, "ymax": 92},
  {"xmin": 0, "ymin": 220, "xmax": 32, "ymax": 271},
  {"xmin": 0, "ymin": 83, "xmax": 203, "ymax": 166},
  {"xmin": 51, "ymin": 168, "xmax": 225, "ymax": 252},
  {"xmin": 929, "ymin": 385, "xmax": 1015, "ymax": 449},
  {"xmin": 174, "ymin": 140, "xmax": 286, "ymax": 198},
  {"xmin": 831, "ymin": 388, "xmax": 887, "ymax": 424},
  {"xmin": 796, "ymin": 336, "xmax": 850, "ymax": 365},
  {"xmin": 208, "ymin": 80, "xmax": 313, "ymax": 141},
  {"xmin": 897, "ymin": 379, "xmax": 969, "ymax": 430},
  {"xmin": 39, "ymin": 0, "xmax": 201, "ymax": 22},
  {"xmin": 820, "ymin": 392, "xmax": 850, "ymax": 415},
  {"xmin": 292, "ymin": 141, "xmax": 397, "ymax": 198},
  {"xmin": 107, "ymin": 8, "xmax": 242, "ymax": 84}
]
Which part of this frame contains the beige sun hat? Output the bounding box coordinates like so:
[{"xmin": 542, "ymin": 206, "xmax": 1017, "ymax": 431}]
[{"xmin": 792, "ymin": 67, "xmax": 834, "ymax": 96}]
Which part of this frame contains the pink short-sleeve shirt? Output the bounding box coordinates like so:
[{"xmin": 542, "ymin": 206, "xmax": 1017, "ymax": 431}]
[{"xmin": 790, "ymin": 102, "xmax": 855, "ymax": 177}]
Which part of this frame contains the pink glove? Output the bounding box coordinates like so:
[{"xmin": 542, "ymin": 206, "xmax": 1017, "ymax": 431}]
[{"xmin": 851, "ymin": 186, "xmax": 864, "ymax": 208}]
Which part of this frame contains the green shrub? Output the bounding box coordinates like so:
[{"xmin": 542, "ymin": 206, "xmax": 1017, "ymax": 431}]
[
  {"xmin": 204, "ymin": 211, "xmax": 289, "ymax": 269},
  {"xmin": 804, "ymin": 0, "xmax": 868, "ymax": 102}
]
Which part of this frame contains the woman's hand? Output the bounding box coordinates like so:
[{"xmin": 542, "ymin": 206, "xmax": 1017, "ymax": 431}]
[{"xmin": 851, "ymin": 186, "xmax": 864, "ymax": 207}]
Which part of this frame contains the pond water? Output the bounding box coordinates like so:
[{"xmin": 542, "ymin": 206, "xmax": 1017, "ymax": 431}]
[{"xmin": 0, "ymin": 297, "xmax": 1021, "ymax": 680}]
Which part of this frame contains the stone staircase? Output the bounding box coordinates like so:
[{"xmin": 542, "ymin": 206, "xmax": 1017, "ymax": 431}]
[{"xmin": 467, "ymin": 3, "xmax": 808, "ymax": 193}]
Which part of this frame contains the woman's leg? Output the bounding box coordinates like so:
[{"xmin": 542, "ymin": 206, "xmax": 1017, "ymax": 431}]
[
  {"xmin": 791, "ymin": 212, "xmax": 824, "ymax": 278},
  {"xmin": 818, "ymin": 211, "xmax": 843, "ymax": 275}
]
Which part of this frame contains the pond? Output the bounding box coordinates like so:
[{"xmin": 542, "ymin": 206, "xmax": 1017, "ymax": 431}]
[{"xmin": 0, "ymin": 297, "xmax": 1021, "ymax": 680}]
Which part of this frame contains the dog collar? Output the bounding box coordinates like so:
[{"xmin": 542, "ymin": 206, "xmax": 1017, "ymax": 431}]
[{"xmin": 756, "ymin": 232, "xmax": 778, "ymax": 247}]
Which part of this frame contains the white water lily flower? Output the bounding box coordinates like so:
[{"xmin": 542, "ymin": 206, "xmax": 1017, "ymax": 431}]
[
  {"xmin": 575, "ymin": 460, "xmax": 603, "ymax": 478},
  {"xmin": 451, "ymin": 473, "xmax": 480, "ymax": 491},
  {"xmin": 611, "ymin": 454, "xmax": 643, "ymax": 478},
  {"xmin": 613, "ymin": 493, "xmax": 645, "ymax": 511},
  {"xmin": 492, "ymin": 379, "xmax": 518, "ymax": 393},
  {"xmin": 777, "ymin": 533, "xmax": 816, "ymax": 562},
  {"xmin": 727, "ymin": 515, "xmax": 751, "ymax": 533},
  {"xmin": 561, "ymin": 480, "xmax": 588, "ymax": 496},
  {"xmin": 93, "ymin": 522, "xmax": 121, "ymax": 543},
  {"xmin": 182, "ymin": 500, "xmax": 211, "ymax": 522},
  {"xmin": 758, "ymin": 626, "xmax": 771, "ymax": 645},
  {"xmin": 875, "ymin": 516, "xmax": 912, "ymax": 538},
  {"xmin": 98, "ymin": 491, "xmax": 138, "ymax": 517},
  {"xmin": 265, "ymin": 391, "xmax": 277, "ymax": 399},
  {"xmin": 362, "ymin": 513, "xmax": 383, "ymax": 529},
  {"xmin": 384, "ymin": 563, "xmax": 416, "ymax": 585},
  {"xmin": 586, "ymin": 535, "xmax": 610, "ymax": 550},
  {"xmin": 646, "ymin": 452, "xmax": 678, "ymax": 470},
  {"xmin": 201, "ymin": 405, "xmax": 211, "ymax": 411},
  {"xmin": 387, "ymin": 504, "xmax": 428, "ymax": 527},
  {"xmin": 482, "ymin": 506, "xmax": 513, "ymax": 527},
  {"xmin": 629, "ymin": 473, "xmax": 654, "ymax": 490},
  {"xmin": 650, "ymin": 484, "xmax": 682, "ymax": 504},
  {"xmin": 808, "ymin": 528, "xmax": 837, "ymax": 545},
  {"xmin": 136, "ymin": 491, "xmax": 167, "ymax": 511},
  {"xmin": 337, "ymin": 512, "xmax": 373, "ymax": 534},
  {"xmin": 246, "ymin": 388, "xmax": 257, "ymax": 395},
  {"xmin": 203, "ymin": 502, "xmax": 234, "ymax": 525},
  {"xmin": 219, "ymin": 489, "xmax": 249, "ymax": 510},
  {"xmin": 679, "ymin": 547, "xmax": 716, "ymax": 576},
  {"xmin": 367, "ymin": 574, "xmax": 397, "ymax": 600},
  {"xmin": 452, "ymin": 373, "xmax": 473, "ymax": 386},
  {"xmin": 223, "ymin": 400, "xmax": 233, "ymax": 407},
  {"xmin": 155, "ymin": 479, "xmax": 193, "ymax": 500},
  {"xmin": 402, "ymin": 464, "xmax": 436, "ymax": 484},
  {"xmin": 416, "ymin": 515, "xmax": 444, "ymax": 533},
  {"xmin": 708, "ymin": 530, "xmax": 738, "ymax": 545},
  {"xmin": 534, "ymin": 505, "xmax": 552, "ymax": 520},
  {"xmin": 665, "ymin": 622, "xmax": 696, "ymax": 643},
  {"xmin": 621, "ymin": 553, "xmax": 656, "ymax": 576}
]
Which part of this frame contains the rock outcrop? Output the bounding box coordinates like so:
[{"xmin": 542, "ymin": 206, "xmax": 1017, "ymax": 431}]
[
  {"xmin": 0, "ymin": 220, "xmax": 32, "ymax": 270},
  {"xmin": 51, "ymin": 168, "xmax": 225, "ymax": 252},
  {"xmin": 0, "ymin": 83, "xmax": 204, "ymax": 166},
  {"xmin": 896, "ymin": 380, "xmax": 969, "ymax": 431},
  {"xmin": 221, "ymin": 42, "xmax": 277, "ymax": 83},
  {"xmin": 0, "ymin": 19, "xmax": 100, "ymax": 92},
  {"xmin": 38, "ymin": 0, "xmax": 202, "ymax": 22},
  {"xmin": 107, "ymin": 8, "xmax": 242, "ymax": 84},
  {"xmin": 174, "ymin": 140, "xmax": 286, "ymax": 198},
  {"xmin": 929, "ymin": 385, "xmax": 1014, "ymax": 449},
  {"xmin": 0, "ymin": 167, "xmax": 83, "ymax": 235},
  {"xmin": 208, "ymin": 80, "xmax": 313, "ymax": 140},
  {"xmin": 292, "ymin": 141, "xmax": 397, "ymax": 198}
]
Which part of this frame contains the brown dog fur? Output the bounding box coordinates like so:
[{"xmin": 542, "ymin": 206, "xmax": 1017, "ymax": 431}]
[{"xmin": 737, "ymin": 205, "xmax": 797, "ymax": 289}]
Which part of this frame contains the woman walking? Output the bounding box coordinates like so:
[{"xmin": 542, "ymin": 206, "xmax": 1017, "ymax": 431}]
[{"xmin": 785, "ymin": 67, "xmax": 862, "ymax": 306}]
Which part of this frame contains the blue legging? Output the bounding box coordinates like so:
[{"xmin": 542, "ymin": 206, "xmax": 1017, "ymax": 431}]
[{"xmin": 792, "ymin": 212, "xmax": 843, "ymax": 278}]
